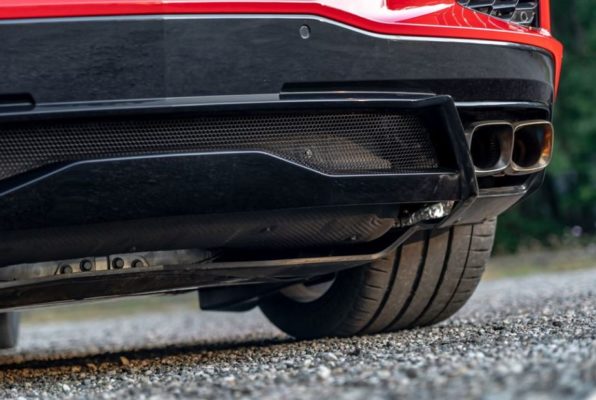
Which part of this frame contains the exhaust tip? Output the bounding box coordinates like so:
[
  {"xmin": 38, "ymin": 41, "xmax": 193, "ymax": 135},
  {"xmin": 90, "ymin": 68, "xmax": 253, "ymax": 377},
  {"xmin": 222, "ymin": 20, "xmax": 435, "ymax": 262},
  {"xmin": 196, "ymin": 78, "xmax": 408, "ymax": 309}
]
[
  {"xmin": 468, "ymin": 122, "xmax": 513, "ymax": 177},
  {"xmin": 508, "ymin": 121, "xmax": 554, "ymax": 175}
]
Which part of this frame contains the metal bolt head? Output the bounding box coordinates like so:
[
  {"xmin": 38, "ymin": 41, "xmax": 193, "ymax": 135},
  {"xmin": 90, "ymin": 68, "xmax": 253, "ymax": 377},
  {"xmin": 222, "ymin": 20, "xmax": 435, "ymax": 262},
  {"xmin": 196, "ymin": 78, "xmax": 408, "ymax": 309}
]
[
  {"xmin": 60, "ymin": 264, "xmax": 73, "ymax": 274},
  {"xmin": 299, "ymin": 25, "xmax": 311, "ymax": 40},
  {"xmin": 80, "ymin": 259, "xmax": 93, "ymax": 272},
  {"xmin": 112, "ymin": 257, "xmax": 125, "ymax": 269}
]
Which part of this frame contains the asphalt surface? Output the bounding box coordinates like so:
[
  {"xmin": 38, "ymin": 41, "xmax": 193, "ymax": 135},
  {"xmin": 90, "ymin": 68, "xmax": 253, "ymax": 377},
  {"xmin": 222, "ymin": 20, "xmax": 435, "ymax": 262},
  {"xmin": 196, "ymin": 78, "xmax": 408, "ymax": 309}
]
[{"xmin": 0, "ymin": 269, "xmax": 594, "ymax": 400}]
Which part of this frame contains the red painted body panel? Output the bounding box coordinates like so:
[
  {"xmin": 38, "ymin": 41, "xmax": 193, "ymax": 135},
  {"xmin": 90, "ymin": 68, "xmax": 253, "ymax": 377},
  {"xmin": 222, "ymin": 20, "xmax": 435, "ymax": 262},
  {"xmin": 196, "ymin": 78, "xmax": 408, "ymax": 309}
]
[
  {"xmin": 0, "ymin": 0, "xmax": 562, "ymax": 90},
  {"xmin": 538, "ymin": 0, "xmax": 551, "ymax": 32}
]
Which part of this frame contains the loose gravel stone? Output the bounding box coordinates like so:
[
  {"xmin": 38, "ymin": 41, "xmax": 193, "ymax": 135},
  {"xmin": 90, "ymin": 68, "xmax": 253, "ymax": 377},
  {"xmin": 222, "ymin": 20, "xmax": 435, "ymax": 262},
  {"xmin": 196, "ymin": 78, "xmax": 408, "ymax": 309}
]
[{"xmin": 0, "ymin": 269, "xmax": 594, "ymax": 400}]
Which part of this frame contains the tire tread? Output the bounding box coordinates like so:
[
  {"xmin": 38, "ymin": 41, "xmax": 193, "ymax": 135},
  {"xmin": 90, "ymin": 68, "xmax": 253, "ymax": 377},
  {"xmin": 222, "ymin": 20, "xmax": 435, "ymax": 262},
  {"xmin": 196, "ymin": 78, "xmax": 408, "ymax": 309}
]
[{"xmin": 259, "ymin": 218, "xmax": 496, "ymax": 339}]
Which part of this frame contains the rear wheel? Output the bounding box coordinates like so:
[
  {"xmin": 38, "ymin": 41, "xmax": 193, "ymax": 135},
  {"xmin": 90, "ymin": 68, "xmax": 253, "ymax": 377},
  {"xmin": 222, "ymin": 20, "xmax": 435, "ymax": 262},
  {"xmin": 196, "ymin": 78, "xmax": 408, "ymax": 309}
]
[
  {"xmin": 0, "ymin": 312, "xmax": 19, "ymax": 349},
  {"xmin": 260, "ymin": 219, "xmax": 496, "ymax": 339}
]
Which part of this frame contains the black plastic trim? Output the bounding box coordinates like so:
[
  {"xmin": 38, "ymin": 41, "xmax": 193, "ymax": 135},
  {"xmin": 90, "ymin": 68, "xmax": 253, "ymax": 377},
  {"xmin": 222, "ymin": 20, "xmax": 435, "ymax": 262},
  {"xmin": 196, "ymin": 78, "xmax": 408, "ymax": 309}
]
[{"xmin": 0, "ymin": 14, "xmax": 555, "ymax": 114}]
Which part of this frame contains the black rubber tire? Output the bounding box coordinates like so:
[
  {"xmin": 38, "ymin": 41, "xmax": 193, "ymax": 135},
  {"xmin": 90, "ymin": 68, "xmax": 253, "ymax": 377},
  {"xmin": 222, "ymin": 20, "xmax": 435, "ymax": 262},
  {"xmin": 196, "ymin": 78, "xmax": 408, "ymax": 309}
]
[
  {"xmin": 260, "ymin": 219, "xmax": 496, "ymax": 339},
  {"xmin": 0, "ymin": 312, "xmax": 19, "ymax": 349}
]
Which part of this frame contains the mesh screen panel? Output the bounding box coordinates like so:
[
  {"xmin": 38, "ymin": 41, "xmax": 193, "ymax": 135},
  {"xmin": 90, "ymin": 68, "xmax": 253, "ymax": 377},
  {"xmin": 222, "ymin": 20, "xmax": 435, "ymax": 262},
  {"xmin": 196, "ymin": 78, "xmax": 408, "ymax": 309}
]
[{"xmin": 0, "ymin": 110, "xmax": 439, "ymax": 178}]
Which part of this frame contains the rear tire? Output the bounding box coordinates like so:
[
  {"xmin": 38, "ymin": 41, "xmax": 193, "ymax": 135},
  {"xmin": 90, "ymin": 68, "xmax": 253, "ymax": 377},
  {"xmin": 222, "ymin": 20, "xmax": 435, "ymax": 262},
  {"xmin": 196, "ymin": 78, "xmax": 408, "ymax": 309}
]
[
  {"xmin": 260, "ymin": 219, "xmax": 496, "ymax": 339},
  {"xmin": 0, "ymin": 312, "xmax": 19, "ymax": 349}
]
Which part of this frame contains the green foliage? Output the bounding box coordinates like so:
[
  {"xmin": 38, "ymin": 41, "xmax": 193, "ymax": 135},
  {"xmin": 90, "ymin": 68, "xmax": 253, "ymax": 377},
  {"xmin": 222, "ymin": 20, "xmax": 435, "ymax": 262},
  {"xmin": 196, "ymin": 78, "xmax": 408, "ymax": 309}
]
[
  {"xmin": 494, "ymin": 0, "xmax": 596, "ymax": 253},
  {"xmin": 495, "ymin": 201, "xmax": 564, "ymax": 254}
]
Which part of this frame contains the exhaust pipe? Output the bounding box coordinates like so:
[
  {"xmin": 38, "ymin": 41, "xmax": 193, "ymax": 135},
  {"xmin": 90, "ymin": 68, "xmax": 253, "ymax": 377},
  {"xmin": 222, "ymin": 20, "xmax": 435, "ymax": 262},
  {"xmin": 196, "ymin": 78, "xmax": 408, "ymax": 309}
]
[
  {"xmin": 467, "ymin": 121, "xmax": 513, "ymax": 176},
  {"xmin": 507, "ymin": 120, "xmax": 554, "ymax": 175},
  {"xmin": 466, "ymin": 120, "xmax": 554, "ymax": 177}
]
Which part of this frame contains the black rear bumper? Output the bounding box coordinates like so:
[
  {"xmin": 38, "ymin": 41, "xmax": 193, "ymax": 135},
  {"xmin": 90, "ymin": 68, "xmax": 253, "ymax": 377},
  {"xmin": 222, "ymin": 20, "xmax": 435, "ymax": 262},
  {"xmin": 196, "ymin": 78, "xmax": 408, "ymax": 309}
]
[{"xmin": 0, "ymin": 15, "xmax": 551, "ymax": 268}]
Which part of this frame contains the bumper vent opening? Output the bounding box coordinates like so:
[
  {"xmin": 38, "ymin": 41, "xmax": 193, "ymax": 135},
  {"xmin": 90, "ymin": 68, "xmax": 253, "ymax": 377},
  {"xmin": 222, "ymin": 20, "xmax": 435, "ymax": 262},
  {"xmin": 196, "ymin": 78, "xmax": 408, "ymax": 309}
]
[{"xmin": 0, "ymin": 109, "xmax": 443, "ymax": 179}]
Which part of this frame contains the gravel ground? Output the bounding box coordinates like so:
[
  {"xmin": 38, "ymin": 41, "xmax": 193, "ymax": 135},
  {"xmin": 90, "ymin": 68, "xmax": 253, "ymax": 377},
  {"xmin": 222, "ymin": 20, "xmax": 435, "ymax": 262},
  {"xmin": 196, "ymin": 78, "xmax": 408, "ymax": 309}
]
[{"xmin": 0, "ymin": 269, "xmax": 594, "ymax": 400}]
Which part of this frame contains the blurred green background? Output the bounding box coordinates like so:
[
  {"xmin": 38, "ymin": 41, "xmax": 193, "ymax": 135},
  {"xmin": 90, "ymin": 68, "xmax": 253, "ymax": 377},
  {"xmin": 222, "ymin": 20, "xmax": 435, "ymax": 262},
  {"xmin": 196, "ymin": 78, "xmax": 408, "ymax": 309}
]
[{"xmin": 494, "ymin": 0, "xmax": 596, "ymax": 254}]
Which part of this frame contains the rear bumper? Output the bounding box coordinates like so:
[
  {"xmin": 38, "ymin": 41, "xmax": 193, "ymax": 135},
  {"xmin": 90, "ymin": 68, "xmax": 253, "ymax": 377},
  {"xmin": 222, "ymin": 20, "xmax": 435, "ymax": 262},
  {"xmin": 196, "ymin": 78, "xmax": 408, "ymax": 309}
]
[
  {"xmin": 0, "ymin": 12, "xmax": 558, "ymax": 308},
  {"xmin": 0, "ymin": 15, "xmax": 552, "ymax": 267}
]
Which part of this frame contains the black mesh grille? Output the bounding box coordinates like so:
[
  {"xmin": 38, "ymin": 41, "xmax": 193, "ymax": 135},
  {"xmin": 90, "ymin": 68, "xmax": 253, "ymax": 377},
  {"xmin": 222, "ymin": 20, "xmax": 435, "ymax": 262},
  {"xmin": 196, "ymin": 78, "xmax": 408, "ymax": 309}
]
[
  {"xmin": 457, "ymin": 0, "xmax": 538, "ymax": 27},
  {"xmin": 0, "ymin": 110, "xmax": 439, "ymax": 179}
]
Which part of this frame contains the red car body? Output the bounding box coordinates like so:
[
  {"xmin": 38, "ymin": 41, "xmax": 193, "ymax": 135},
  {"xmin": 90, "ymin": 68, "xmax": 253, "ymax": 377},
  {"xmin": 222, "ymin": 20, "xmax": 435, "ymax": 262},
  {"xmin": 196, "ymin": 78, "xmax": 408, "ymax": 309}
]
[{"xmin": 0, "ymin": 0, "xmax": 564, "ymax": 343}]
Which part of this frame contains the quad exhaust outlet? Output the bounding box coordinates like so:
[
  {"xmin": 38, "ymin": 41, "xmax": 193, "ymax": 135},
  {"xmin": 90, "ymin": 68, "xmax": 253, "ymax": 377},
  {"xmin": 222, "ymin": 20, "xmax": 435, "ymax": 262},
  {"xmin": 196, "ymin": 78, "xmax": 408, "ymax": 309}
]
[{"xmin": 467, "ymin": 120, "xmax": 553, "ymax": 177}]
